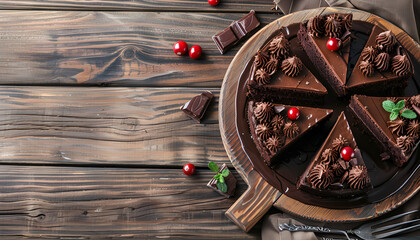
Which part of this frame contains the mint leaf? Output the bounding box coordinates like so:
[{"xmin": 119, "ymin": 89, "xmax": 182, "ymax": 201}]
[
  {"xmin": 213, "ymin": 173, "xmax": 220, "ymax": 180},
  {"xmin": 221, "ymin": 169, "xmax": 229, "ymax": 177},
  {"xmin": 382, "ymin": 100, "xmax": 395, "ymax": 112},
  {"xmin": 395, "ymin": 100, "xmax": 406, "ymax": 111},
  {"xmin": 401, "ymin": 109, "xmax": 417, "ymax": 119},
  {"xmin": 390, "ymin": 111, "xmax": 399, "ymax": 121},
  {"xmin": 208, "ymin": 161, "xmax": 219, "ymax": 173},
  {"xmin": 216, "ymin": 182, "xmax": 228, "ymax": 193},
  {"xmin": 219, "ymin": 176, "xmax": 225, "ymax": 183}
]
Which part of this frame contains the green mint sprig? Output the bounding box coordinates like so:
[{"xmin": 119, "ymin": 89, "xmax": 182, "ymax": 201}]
[
  {"xmin": 208, "ymin": 161, "xmax": 229, "ymax": 193},
  {"xmin": 382, "ymin": 100, "xmax": 417, "ymax": 121}
]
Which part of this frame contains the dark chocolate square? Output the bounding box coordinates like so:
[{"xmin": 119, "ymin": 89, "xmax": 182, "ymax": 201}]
[{"xmin": 180, "ymin": 91, "xmax": 213, "ymax": 123}]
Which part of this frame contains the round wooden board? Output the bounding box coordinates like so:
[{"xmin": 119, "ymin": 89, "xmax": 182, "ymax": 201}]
[{"xmin": 219, "ymin": 7, "xmax": 420, "ymax": 232}]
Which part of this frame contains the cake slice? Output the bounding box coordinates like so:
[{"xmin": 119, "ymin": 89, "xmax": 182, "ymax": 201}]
[
  {"xmin": 346, "ymin": 26, "xmax": 414, "ymax": 96},
  {"xmin": 248, "ymin": 100, "xmax": 333, "ymax": 167},
  {"xmin": 298, "ymin": 13, "xmax": 353, "ymax": 97},
  {"xmin": 297, "ymin": 112, "xmax": 372, "ymax": 197},
  {"xmin": 247, "ymin": 25, "xmax": 327, "ymax": 105},
  {"xmin": 349, "ymin": 95, "xmax": 420, "ymax": 167}
]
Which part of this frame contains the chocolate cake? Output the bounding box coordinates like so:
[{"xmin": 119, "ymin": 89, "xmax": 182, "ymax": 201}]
[
  {"xmin": 349, "ymin": 95, "xmax": 420, "ymax": 167},
  {"xmin": 248, "ymin": 100, "xmax": 332, "ymax": 166},
  {"xmin": 297, "ymin": 112, "xmax": 372, "ymax": 197}
]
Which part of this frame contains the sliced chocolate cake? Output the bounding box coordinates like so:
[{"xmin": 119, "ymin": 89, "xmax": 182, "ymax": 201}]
[
  {"xmin": 297, "ymin": 112, "xmax": 372, "ymax": 197},
  {"xmin": 248, "ymin": 100, "xmax": 333, "ymax": 167},
  {"xmin": 247, "ymin": 26, "xmax": 327, "ymax": 105},
  {"xmin": 346, "ymin": 26, "xmax": 414, "ymax": 96},
  {"xmin": 298, "ymin": 13, "xmax": 353, "ymax": 97},
  {"xmin": 349, "ymin": 95, "xmax": 420, "ymax": 167}
]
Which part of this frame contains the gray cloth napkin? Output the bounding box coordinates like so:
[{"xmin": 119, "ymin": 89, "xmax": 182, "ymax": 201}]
[
  {"xmin": 274, "ymin": 0, "xmax": 420, "ymax": 41},
  {"xmin": 262, "ymin": 213, "xmax": 318, "ymax": 240}
]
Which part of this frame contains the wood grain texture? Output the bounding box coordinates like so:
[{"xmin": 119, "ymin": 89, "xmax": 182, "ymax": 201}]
[
  {"xmin": 0, "ymin": 86, "xmax": 230, "ymax": 167},
  {"xmin": 0, "ymin": 11, "xmax": 279, "ymax": 87},
  {"xmin": 0, "ymin": 165, "xmax": 260, "ymax": 239},
  {"xmin": 219, "ymin": 7, "xmax": 420, "ymax": 230},
  {"xmin": 0, "ymin": 0, "xmax": 276, "ymax": 12}
]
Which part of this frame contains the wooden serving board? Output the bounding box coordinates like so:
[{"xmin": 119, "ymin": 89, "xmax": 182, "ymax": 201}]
[{"xmin": 219, "ymin": 7, "xmax": 420, "ymax": 232}]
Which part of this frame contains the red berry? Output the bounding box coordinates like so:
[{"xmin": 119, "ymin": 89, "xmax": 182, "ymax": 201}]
[
  {"xmin": 189, "ymin": 45, "xmax": 202, "ymax": 59},
  {"xmin": 326, "ymin": 38, "xmax": 341, "ymax": 51},
  {"xmin": 340, "ymin": 147, "xmax": 355, "ymax": 161},
  {"xmin": 183, "ymin": 163, "xmax": 196, "ymax": 176},
  {"xmin": 173, "ymin": 41, "xmax": 188, "ymax": 56},
  {"xmin": 287, "ymin": 107, "xmax": 300, "ymax": 121},
  {"xmin": 208, "ymin": 0, "xmax": 220, "ymax": 6}
]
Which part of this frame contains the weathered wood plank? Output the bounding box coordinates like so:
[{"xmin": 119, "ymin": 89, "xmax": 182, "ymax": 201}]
[
  {"xmin": 0, "ymin": 165, "xmax": 260, "ymax": 239},
  {"xmin": 0, "ymin": 0, "xmax": 276, "ymax": 12},
  {"xmin": 0, "ymin": 87, "xmax": 230, "ymax": 167},
  {"xmin": 0, "ymin": 11, "xmax": 279, "ymax": 87}
]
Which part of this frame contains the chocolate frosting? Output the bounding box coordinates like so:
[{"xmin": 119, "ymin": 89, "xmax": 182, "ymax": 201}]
[
  {"xmin": 255, "ymin": 68, "xmax": 271, "ymax": 85},
  {"xmin": 348, "ymin": 165, "xmax": 368, "ymax": 189},
  {"xmin": 359, "ymin": 60, "xmax": 374, "ymax": 77},
  {"xmin": 308, "ymin": 163, "xmax": 334, "ymax": 189},
  {"xmin": 343, "ymin": 14, "xmax": 352, "ymax": 31},
  {"xmin": 391, "ymin": 55, "xmax": 411, "ymax": 76},
  {"xmin": 270, "ymin": 114, "xmax": 284, "ymax": 133},
  {"xmin": 254, "ymin": 51, "xmax": 268, "ymax": 68},
  {"xmin": 281, "ymin": 56, "xmax": 303, "ymax": 77},
  {"xmin": 320, "ymin": 148, "xmax": 338, "ymax": 165},
  {"xmin": 324, "ymin": 14, "xmax": 342, "ymax": 38},
  {"xmin": 361, "ymin": 46, "xmax": 378, "ymax": 62},
  {"xmin": 307, "ymin": 15, "xmax": 324, "ymax": 38},
  {"xmin": 331, "ymin": 162, "xmax": 345, "ymax": 176},
  {"xmin": 376, "ymin": 30, "xmax": 396, "ymax": 52},
  {"xmin": 265, "ymin": 135, "xmax": 282, "ymax": 154},
  {"xmin": 396, "ymin": 135, "xmax": 415, "ymax": 155},
  {"xmin": 268, "ymin": 35, "xmax": 289, "ymax": 59},
  {"xmin": 254, "ymin": 102, "xmax": 274, "ymax": 123},
  {"xmin": 256, "ymin": 124, "xmax": 272, "ymax": 141},
  {"xmin": 407, "ymin": 120, "xmax": 420, "ymax": 137},
  {"xmin": 332, "ymin": 135, "xmax": 348, "ymax": 152},
  {"xmin": 374, "ymin": 52, "xmax": 390, "ymax": 72},
  {"xmin": 410, "ymin": 95, "xmax": 420, "ymax": 107},
  {"xmin": 283, "ymin": 121, "xmax": 299, "ymax": 139},
  {"xmin": 388, "ymin": 118, "xmax": 406, "ymax": 136},
  {"xmin": 265, "ymin": 55, "xmax": 279, "ymax": 74}
]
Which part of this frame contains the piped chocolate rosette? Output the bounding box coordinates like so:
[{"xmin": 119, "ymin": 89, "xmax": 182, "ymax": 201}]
[{"xmin": 307, "ymin": 13, "xmax": 353, "ymax": 45}]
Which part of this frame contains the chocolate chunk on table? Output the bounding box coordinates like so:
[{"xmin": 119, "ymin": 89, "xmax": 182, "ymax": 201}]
[
  {"xmin": 212, "ymin": 10, "xmax": 260, "ymax": 54},
  {"xmin": 207, "ymin": 163, "xmax": 237, "ymax": 198},
  {"xmin": 180, "ymin": 91, "xmax": 213, "ymax": 123}
]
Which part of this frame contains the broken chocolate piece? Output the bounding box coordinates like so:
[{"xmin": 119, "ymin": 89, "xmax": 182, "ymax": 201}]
[
  {"xmin": 207, "ymin": 163, "xmax": 237, "ymax": 198},
  {"xmin": 180, "ymin": 91, "xmax": 213, "ymax": 123},
  {"xmin": 212, "ymin": 27, "xmax": 238, "ymax": 55}
]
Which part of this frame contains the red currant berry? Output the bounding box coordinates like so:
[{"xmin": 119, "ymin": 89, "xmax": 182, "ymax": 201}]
[
  {"xmin": 173, "ymin": 41, "xmax": 188, "ymax": 56},
  {"xmin": 183, "ymin": 163, "xmax": 196, "ymax": 176},
  {"xmin": 287, "ymin": 107, "xmax": 300, "ymax": 121},
  {"xmin": 208, "ymin": 0, "xmax": 220, "ymax": 6},
  {"xmin": 326, "ymin": 38, "xmax": 341, "ymax": 51},
  {"xmin": 189, "ymin": 45, "xmax": 202, "ymax": 59},
  {"xmin": 340, "ymin": 147, "xmax": 355, "ymax": 161}
]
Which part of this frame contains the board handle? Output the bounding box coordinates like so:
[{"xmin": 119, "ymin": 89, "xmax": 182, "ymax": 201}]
[{"xmin": 225, "ymin": 170, "xmax": 281, "ymax": 232}]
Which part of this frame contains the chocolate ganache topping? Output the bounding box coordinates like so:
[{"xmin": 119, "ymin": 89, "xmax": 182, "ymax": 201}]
[
  {"xmin": 324, "ymin": 14, "xmax": 342, "ymax": 38},
  {"xmin": 407, "ymin": 120, "xmax": 420, "ymax": 137},
  {"xmin": 359, "ymin": 60, "xmax": 374, "ymax": 77},
  {"xmin": 388, "ymin": 118, "xmax": 405, "ymax": 136},
  {"xmin": 268, "ymin": 35, "xmax": 289, "ymax": 59},
  {"xmin": 308, "ymin": 163, "xmax": 334, "ymax": 189},
  {"xmin": 307, "ymin": 15, "xmax": 324, "ymax": 37},
  {"xmin": 254, "ymin": 102, "xmax": 274, "ymax": 123},
  {"xmin": 281, "ymin": 56, "xmax": 303, "ymax": 77},
  {"xmin": 343, "ymin": 14, "xmax": 352, "ymax": 31},
  {"xmin": 254, "ymin": 51, "xmax": 268, "ymax": 68},
  {"xmin": 283, "ymin": 121, "xmax": 299, "ymax": 138},
  {"xmin": 270, "ymin": 115, "xmax": 284, "ymax": 133},
  {"xmin": 361, "ymin": 46, "xmax": 378, "ymax": 62},
  {"xmin": 331, "ymin": 162, "xmax": 345, "ymax": 176},
  {"xmin": 320, "ymin": 148, "xmax": 338, "ymax": 165},
  {"xmin": 332, "ymin": 135, "xmax": 348, "ymax": 152},
  {"xmin": 376, "ymin": 30, "xmax": 396, "ymax": 52},
  {"xmin": 396, "ymin": 135, "xmax": 415, "ymax": 155},
  {"xmin": 256, "ymin": 124, "xmax": 272, "ymax": 141},
  {"xmin": 391, "ymin": 55, "xmax": 411, "ymax": 76},
  {"xmin": 265, "ymin": 136, "xmax": 283, "ymax": 154},
  {"xmin": 265, "ymin": 55, "xmax": 279, "ymax": 74},
  {"xmin": 255, "ymin": 68, "xmax": 271, "ymax": 85},
  {"xmin": 374, "ymin": 52, "xmax": 390, "ymax": 72},
  {"xmin": 348, "ymin": 165, "xmax": 368, "ymax": 189},
  {"xmin": 410, "ymin": 95, "xmax": 420, "ymax": 107}
]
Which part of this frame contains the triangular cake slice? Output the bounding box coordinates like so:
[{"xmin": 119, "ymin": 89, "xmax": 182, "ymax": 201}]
[
  {"xmin": 298, "ymin": 13, "xmax": 353, "ymax": 97},
  {"xmin": 349, "ymin": 95, "xmax": 420, "ymax": 167},
  {"xmin": 346, "ymin": 26, "xmax": 414, "ymax": 96},
  {"xmin": 247, "ymin": 26, "xmax": 327, "ymax": 106},
  {"xmin": 248, "ymin": 100, "xmax": 333, "ymax": 167},
  {"xmin": 297, "ymin": 112, "xmax": 372, "ymax": 197}
]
